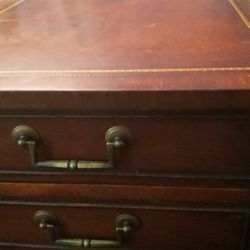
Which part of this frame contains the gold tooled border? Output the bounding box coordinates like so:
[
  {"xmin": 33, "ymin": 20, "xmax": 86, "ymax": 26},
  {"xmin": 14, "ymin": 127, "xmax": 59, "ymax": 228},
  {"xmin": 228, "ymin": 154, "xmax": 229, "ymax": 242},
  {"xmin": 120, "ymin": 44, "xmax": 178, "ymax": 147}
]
[
  {"xmin": 0, "ymin": 67, "xmax": 249, "ymax": 77},
  {"xmin": 228, "ymin": 0, "xmax": 250, "ymax": 29},
  {"xmin": 0, "ymin": 0, "xmax": 25, "ymax": 16}
]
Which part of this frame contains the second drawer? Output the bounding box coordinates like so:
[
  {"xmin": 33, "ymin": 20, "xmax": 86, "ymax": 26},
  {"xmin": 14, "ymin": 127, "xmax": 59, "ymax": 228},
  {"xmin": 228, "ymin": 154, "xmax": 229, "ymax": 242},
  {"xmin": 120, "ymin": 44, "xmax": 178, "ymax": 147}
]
[{"xmin": 0, "ymin": 201, "xmax": 247, "ymax": 250}]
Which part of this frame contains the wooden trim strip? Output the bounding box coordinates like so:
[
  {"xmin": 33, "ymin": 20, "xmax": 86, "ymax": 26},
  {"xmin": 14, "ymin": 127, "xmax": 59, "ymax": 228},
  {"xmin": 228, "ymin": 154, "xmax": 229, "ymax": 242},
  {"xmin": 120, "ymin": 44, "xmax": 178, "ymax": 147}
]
[
  {"xmin": 0, "ymin": 200, "xmax": 249, "ymax": 213},
  {"xmin": 0, "ymin": 183, "xmax": 249, "ymax": 205},
  {"xmin": 240, "ymin": 213, "xmax": 250, "ymax": 250}
]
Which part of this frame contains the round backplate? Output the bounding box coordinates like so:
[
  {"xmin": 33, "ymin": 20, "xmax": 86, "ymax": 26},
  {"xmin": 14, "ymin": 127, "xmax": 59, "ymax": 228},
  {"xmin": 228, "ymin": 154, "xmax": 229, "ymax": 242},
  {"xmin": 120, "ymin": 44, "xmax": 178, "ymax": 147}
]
[
  {"xmin": 12, "ymin": 125, "xmax": 40, "ymax": 144},
  {"xmin": 115, "ymin": 214, "xmax": 140, "ymax": 229},
  {"xmin": 34, "ymin": 210, "xmax": 58, "ymax": 227},
  {"xmin": 105, "ymin": 126, "xmax": 133, "ymax": 146}
]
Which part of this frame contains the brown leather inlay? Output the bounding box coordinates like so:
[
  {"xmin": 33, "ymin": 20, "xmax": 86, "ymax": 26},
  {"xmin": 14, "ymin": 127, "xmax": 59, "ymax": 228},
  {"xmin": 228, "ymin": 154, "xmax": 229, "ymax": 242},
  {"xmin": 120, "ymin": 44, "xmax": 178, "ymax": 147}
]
[{"xmin": 0, "ymin": 0, "xmax": 249, "ymax": 86}]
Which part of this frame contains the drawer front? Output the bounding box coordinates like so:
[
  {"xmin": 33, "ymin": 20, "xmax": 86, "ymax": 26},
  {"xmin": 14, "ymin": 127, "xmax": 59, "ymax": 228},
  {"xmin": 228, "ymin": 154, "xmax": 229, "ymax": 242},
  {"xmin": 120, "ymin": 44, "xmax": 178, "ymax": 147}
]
[
  {"xmin": 0, "ymin": 116, "xmax": 249, "ymax": 176},
  {"xmin": 0, "ymin": 202, "xmax": 247, "ymax": 250}
]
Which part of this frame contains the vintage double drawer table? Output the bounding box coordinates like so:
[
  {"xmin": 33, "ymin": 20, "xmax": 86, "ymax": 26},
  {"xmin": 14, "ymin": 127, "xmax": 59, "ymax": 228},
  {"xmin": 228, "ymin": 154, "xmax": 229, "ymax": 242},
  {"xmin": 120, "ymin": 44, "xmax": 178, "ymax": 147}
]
[{"xmin": 0, "ymin": 0, "xmax": 249, "ymax": 249}]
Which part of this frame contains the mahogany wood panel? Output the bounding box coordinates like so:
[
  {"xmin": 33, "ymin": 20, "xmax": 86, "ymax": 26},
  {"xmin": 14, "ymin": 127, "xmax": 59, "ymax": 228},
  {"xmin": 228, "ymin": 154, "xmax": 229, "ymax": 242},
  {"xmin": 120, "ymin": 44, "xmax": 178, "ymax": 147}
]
[
  {"xmin": 0, "ymin": 244, "xmax": 71, "ymax": 250},
  {"xmin": 0, "ymin": 203, "xmax": 246, "ymax": 249},
  {"xmin": 0, "ymin": 116, "xmax": 249, "ymax": 175},
  {"xmin": 245, "ymin": 218, "xmax": 250, "ymax": 250},
  {"xmin": 0, "ymin": 242, "xmax": 165, "ymax": 250},
  {"xmin": 0, "ymin": 182, "xmax": 249, "ymax": 206},
  {"xmin": 0, "ymin": 91, "xmax": 250, "ymax": 116},
  {"xmin": 247, "ymin": 224, "xmax": 250, "ymax": 250},
  {"xmin": 0, "ymin": 170, "xmax": 250, "ymax": 187}
]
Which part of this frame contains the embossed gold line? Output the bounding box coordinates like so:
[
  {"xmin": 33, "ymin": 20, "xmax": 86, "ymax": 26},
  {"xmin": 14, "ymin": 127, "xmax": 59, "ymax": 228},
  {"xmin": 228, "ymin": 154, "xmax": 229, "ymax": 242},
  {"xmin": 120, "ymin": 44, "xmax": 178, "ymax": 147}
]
[
  {"xmin": 0, "ymin": 67, "xmax": 249, "ymax": 77},
  {"xmin": 0, "ymin": 0, "xmax": 25, "ymax": 15},
  {"xmin": 228, "ymin": 0, "xmax": 250, "ymax": 29}
]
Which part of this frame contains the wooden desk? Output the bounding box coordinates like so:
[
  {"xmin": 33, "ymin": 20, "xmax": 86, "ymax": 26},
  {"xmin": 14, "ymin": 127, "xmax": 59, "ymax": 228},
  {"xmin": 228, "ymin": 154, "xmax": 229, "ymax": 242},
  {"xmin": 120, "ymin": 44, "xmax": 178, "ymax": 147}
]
[{"xmin": 0, "ymin": 0, "xmax": 249, "ymax": 249}]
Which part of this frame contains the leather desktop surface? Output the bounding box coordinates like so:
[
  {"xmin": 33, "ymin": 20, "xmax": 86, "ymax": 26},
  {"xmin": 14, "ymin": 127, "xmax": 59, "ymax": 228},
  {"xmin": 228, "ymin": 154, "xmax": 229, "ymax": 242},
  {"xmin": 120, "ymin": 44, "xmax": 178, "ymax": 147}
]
[{"xmin": 0, "ymin": 0, "xmax": 249, "ymax": 90}]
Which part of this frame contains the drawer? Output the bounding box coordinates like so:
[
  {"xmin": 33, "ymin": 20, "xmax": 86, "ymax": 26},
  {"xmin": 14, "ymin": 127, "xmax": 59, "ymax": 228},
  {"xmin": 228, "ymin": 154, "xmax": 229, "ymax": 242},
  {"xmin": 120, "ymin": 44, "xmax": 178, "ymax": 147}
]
[
  {"xmin": 0, "ymin": 202, "xmax": 247, "ymax": 250},
  {"xmin": 0, "ymin": 116, "xmax": 249, "ymax": 177}
]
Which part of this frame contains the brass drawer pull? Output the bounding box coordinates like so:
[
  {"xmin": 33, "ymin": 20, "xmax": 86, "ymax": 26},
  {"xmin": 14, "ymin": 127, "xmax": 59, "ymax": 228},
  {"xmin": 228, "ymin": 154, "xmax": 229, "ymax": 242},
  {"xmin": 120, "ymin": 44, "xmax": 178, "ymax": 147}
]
[
  {"xmin": 12, "ymin": 125, "xmax": 132, "ymax": 170},
  {"xmin": 34, "ymin": 211, "xmax": 140, "ymax": 248}
]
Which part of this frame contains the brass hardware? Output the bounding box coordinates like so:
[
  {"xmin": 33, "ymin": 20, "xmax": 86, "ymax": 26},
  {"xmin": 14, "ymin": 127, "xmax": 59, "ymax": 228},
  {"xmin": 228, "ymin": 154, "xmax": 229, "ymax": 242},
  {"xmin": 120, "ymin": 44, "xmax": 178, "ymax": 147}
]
[
  {"xmin": 34, "ymin": 210, "xmax": 58, "ymax": 229},
  {"xmin": 12, "ymin": 125, "xmax": 132, "ymax": 170},
  {"xmin": 34, "ymin": 211, "xmax": 139, "ymax": 248}
]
